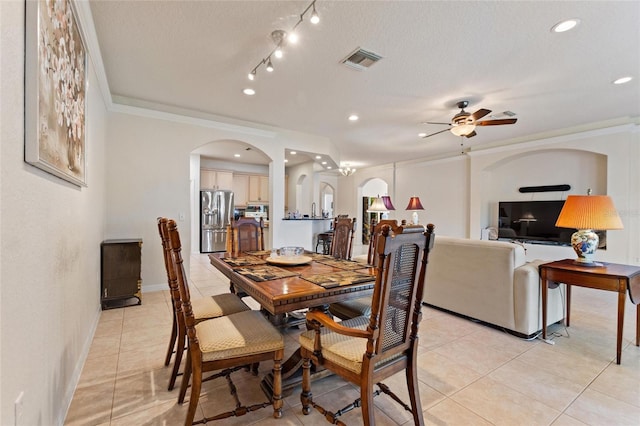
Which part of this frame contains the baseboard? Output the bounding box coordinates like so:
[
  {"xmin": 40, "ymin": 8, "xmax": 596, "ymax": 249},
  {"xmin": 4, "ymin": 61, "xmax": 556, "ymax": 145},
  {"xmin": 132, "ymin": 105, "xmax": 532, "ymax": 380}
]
[
  {"xmin": 142, "ymin": 282, "xmax": 166, "ymax": 293},
  {"xmin": 58, "ymin": 303, "xmax": 102, "ymax": 425}
]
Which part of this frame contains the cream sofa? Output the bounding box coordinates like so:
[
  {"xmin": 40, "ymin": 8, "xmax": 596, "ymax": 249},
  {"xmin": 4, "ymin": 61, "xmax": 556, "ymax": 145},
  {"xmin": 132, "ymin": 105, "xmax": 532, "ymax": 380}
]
[{"xmin": 424, "ymin": 236, "xmax": 565, "ymax": 337}]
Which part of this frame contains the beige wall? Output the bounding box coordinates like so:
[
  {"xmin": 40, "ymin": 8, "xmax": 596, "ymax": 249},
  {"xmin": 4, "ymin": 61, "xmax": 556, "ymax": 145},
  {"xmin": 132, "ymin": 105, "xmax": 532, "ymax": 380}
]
[{"xmin": 1, "ymin": 2, "xmax": 109, "ymax": 424}]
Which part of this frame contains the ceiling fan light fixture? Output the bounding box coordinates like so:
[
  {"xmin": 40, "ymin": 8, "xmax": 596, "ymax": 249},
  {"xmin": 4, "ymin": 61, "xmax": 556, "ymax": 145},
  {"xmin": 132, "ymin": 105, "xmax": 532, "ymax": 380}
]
[{"xmin": 450, "ymin": 123, "xmax": 476, "ymax": 137}]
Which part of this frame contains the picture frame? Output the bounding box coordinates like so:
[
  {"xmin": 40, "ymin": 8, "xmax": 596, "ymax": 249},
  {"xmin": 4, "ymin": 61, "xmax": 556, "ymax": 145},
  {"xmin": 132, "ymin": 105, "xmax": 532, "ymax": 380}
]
[{"xmin": 25, "ymin": 0, "xmax": 88, "ymax": 187}]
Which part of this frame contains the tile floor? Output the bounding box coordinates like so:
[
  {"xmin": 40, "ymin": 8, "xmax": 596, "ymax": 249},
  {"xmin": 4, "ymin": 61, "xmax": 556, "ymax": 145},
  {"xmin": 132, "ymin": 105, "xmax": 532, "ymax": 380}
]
[{"xmin": 65, "ymin": 254, "xmax": 640, "ymax": 425}]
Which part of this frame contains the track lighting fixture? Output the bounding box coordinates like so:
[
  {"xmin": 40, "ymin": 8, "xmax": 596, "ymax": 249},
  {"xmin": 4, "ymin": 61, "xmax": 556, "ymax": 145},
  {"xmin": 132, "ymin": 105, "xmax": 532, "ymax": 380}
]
[
  {"xmin": 246, "ymin": 0, "xmax": 320, "ymax": 80},
  {"xmin": 310, "ymin": 3, "xmax": 320, "ymax": 24}
]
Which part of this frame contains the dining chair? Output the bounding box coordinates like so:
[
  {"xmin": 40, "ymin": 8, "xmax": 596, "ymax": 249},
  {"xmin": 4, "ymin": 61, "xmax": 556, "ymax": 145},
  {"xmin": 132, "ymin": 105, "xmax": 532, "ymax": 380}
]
[
  {"xmin": 329, "ymin": 216, "xmax": 356, "ymax": 260},
  {"xmin": 229, "ymin": 217, "xmax": 265, "ymax": 253},
  {"xmin": 157, "ymin": 217, "xmax": 250, "ymax": 391},
  {"xmin": 329, "ymin": 219, "xmax": 401, "ymax": 320},
  {"xmin": 166, "ymin": 219, "xmax": 285, "ymax": 425},
  {"xmin": 228, "ymin": 217, "xmax": 265, "ymax": 296},
  {"xmin": 300, "ymin": 223, "xmax": 435, "ymax": 426}
]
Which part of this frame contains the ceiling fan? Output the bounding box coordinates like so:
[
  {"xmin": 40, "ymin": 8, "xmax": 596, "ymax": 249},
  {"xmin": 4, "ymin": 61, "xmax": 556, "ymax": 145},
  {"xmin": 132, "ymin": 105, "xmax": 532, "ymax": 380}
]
[{"xmin": 422, "ymin": 101, "xmax": 517, "ymax": 139}]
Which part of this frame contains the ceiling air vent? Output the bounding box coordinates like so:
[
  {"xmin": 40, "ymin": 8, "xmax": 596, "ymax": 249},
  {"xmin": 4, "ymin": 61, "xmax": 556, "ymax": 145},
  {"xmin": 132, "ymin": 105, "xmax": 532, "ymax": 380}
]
[{"xmin": 341, "ymin": 48, "xmax": 382, "ymax": 71}]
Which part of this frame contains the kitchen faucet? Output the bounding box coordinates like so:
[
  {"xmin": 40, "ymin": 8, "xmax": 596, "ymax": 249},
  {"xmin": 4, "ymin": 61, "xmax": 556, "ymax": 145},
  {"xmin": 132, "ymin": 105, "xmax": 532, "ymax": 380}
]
[{"xmin": 311, "ymin": 202, "xmax": 316, "ymax": 218}]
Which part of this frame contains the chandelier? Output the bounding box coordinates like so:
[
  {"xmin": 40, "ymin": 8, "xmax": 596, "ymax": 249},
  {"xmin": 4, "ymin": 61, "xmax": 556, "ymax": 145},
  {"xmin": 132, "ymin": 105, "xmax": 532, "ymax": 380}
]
[{"xmin": 338, "ymin": 164, "xmax": 356, "ymax": 176}]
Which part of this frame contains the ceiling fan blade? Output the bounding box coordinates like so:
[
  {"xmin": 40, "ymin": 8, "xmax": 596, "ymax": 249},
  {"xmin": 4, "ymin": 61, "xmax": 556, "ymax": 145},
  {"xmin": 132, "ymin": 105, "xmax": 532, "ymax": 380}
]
[
  {"xmin": 424, "ymin": 121, "xmax": 451, "ymax": 125},
  {"xmin": 422, "ymin": 128, "xmax": 450, "ymax": 138},
  {"xmin": 465, "ymin": 130, "xmax": 477, "ymax": 138},
  {"xmin": 470, "ymin": 108, "xmax": 491, "ymax": 122},
  {"xmin": 476, "ymin": 118, "xmax": 517, "ymax": 126}
]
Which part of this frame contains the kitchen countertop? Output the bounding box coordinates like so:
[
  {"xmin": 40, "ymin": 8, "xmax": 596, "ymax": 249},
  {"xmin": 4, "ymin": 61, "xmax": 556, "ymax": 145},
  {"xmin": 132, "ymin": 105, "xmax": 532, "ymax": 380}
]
[{"xmin": 282, "ymin": 217, "xmax": 332, "ymax": 221}]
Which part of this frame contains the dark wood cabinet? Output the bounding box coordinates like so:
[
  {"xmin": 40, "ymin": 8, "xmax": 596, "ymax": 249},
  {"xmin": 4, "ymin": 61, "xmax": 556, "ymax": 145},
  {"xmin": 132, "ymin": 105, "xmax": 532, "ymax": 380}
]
[{"xmin": 101, "ymin": 239, "xmax": 142, "ymax": 309}]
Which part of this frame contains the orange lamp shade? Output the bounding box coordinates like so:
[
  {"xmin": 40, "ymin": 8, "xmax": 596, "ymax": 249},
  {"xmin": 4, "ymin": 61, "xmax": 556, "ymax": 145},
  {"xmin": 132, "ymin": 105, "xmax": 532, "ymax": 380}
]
[{"xmin": 555, "ymin": 195, "xmax": 623, "ymax": 230}]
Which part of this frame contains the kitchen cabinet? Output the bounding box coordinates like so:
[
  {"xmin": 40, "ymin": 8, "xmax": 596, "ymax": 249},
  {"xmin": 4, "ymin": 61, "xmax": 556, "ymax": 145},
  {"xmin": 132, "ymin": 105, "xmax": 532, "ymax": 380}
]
[
  {"xmin": 201, "ymin": 169, "xmax": 233, "ymax": 190},
  {"xmin": 101, "ymin": 239, "xmax": 142, "ymax": 309},
  {"xmin": 233, "ymin": 174, "xmax": 249, "ymax": 207},
  {"xmin": 249, "ymin": 175, "xmax": 269, "ymax": 202}
]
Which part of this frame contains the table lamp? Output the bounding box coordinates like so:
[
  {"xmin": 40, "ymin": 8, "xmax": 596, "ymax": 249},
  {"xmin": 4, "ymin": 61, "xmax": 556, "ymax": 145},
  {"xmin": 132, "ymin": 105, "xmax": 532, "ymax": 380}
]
[
  {"xmin": 555, "ymin": 193, "xmax": 623, "ymax": 265},
  {"xmin": 367, "ymin": 196, "xmax": 388, "ymax": 223},
  {"xmin": 405, "ymin": 196, "xmax": 424, "ymax": 225},
  {"xmin": 381, "ymin": 195, "xmax": 396, "ymax": 211}
]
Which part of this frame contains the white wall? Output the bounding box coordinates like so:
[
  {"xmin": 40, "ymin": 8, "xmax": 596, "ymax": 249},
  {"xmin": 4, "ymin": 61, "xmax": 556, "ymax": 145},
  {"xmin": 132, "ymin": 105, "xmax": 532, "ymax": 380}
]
[
  {"xmin": 105, "ymin": 108, "xmax": 339, "ymax": 290},
  {"xmin": 1, "ymin": 2, "xmax": 109, "ymax": 424},
  {"xmin": 345, "ymin": 124, "xmax": 639, "ymax": 265}
]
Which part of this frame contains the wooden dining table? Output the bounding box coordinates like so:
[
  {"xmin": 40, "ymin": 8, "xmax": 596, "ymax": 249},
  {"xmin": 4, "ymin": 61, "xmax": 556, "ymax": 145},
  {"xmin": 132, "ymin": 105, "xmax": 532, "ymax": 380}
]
[{"xmin": 209, "ymin": 250, "xmax": 376, "ymax": 395}]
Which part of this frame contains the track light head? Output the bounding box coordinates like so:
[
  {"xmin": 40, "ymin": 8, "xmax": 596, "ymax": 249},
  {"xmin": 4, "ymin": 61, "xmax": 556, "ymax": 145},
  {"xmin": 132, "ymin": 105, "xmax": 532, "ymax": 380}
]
[
  {"xmin": 266, "ymin": 58, "xmax": 274, "ymax": 72},
  {"xmin": 310, "ymin": 3, "xmax": 320, "ymax": 24}
]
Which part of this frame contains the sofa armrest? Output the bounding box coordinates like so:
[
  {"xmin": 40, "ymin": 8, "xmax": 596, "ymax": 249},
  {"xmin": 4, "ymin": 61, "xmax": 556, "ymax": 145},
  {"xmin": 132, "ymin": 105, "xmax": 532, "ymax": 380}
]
[{"xmin": 513, "ymin": 259, "xmax": 564, "ymax": 335}]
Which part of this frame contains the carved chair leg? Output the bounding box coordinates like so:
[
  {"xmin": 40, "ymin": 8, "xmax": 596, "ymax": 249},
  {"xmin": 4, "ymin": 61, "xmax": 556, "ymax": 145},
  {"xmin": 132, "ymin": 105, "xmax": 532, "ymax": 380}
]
[
  {"xmin": 184, "ymin": 357, "xmax": 202, "ymax": 426},
  {"xmin": 178, "ymin": 352, "xmax": 191, "ymax": 404},
  {"xmin": 168, "ymin": 324, "xmax": 186, "ymax": 391},
  {"xmin": 361, "ymin": 379, "xmax": 375, "ymax": 426},
  {"xmin": 165, "ymin": 314, "xmax": 177, "ymax": 366},
  {"xmin": 300, "ymin": 356, "xmax": 313, "ymax": 415},
  {"xmin": 407, "ymin": 359, "xmax": 425, "ymax": 425}
]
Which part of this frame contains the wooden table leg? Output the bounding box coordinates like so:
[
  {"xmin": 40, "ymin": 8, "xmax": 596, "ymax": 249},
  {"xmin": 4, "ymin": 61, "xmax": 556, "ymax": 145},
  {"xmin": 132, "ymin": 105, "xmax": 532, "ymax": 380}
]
[
  {"xmin": 616, "ymin": 284, "xmax": 626, "ymax": 365},
  {"xmin": 566, "ymin": 284, "xmax": 572, "ymax": 327},
  {"xmin": 636, "ymin": 304, "xmax": 639, "ymax": 347},
  {"xmin": 541, "ymin": 270, "xmax": 548, "ymax": 340}
]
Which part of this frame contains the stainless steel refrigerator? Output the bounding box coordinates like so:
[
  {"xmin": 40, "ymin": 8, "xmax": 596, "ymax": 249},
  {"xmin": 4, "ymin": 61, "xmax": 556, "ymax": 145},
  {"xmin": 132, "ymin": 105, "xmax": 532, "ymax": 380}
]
[{"xmin": 200, "ymin": 190, "xmax": 234, "ymax": 252}]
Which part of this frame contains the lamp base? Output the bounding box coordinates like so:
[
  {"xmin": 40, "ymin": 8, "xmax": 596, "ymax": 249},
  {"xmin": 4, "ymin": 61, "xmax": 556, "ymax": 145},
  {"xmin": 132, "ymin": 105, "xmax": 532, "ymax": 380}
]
[
  {"xmin": 411, "ymin": 211, "xmax": 419, "ymax": 225},
  {"xmin": 571, "ymin": 229, "xmax": 599, "ymax": 265}
]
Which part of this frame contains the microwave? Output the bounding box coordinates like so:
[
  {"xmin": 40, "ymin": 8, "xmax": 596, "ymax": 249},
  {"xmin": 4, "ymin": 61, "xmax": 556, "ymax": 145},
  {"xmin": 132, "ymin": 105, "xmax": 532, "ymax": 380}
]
[{"xmin": 245, "ymin": 204, "xmax": 268, "ymax": 219}]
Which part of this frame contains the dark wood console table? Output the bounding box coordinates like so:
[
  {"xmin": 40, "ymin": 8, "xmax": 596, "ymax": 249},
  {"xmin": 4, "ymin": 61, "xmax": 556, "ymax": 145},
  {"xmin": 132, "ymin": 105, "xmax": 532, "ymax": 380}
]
[{"xmin": 539, "ymin": 259, "xmax": 640, "ymax": 364}]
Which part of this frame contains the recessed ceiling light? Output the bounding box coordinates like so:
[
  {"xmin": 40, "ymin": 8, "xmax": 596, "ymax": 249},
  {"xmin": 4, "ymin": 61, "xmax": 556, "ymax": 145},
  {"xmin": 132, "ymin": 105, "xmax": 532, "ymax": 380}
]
[
  {"xmin": 551, "ymin": 18, "xmax": 580, "ymax": 33},
  {"xmin": 284, "ymin": 159, "xmax": 289, "ymax": 163},
  {"xmin": 321, "ymin": 161, "xmax": 327, "ymax": 165},
  {"xmin": 234, "ymin": 154, "xmax": 241, "ymax": 158},
  {"xmin": 348, "ymin": 114, "xmax": 359, "ymax": 121},
  {"xmin": 243, "ymin": 88, "xmax": 255, "ymax": 95},
  {"xmin": 315, "ymin": 155, "xmax": 322, "ymax": 159},
  {"xmin": 290, "ymin": 151, "xmax": 297, "ymax": 155},
  {"xmin": 613, "ymin": 76, "xmax": 633, "ymax": 85},
  {"xmin": 418, "ymin": 133, "xmax": 427, "ymax": 138},
  {"xmin": 327, "ymin": 166, "xmax": 332, "ymax": 169}
]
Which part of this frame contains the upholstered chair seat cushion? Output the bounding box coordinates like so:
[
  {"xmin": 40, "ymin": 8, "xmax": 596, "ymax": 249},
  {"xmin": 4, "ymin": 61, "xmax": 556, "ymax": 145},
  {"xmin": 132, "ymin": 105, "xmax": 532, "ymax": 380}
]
[
  {"xmin": 299, "ymin": 316, "xmax": 401, "ymax": 374},
  {"xmin": 328, "ymin": 296, "xmax": 372, "ymax": 319},
  {"xmin": 192, "ymin": 293, "xmax": 249, "ymax": 323},
  {"xmin": 196, "ymin": 310, "xmax": 284, "ymax": 362}
]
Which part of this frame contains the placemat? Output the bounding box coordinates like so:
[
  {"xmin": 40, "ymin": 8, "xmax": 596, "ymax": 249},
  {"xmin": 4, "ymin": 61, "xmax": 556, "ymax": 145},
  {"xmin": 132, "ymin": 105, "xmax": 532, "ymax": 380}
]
[
  {"xmin": 301, "ymin": 271, "xmax": 375, "ymax": 288},
  {"xmin": 312, "ymin": 256, "xmax": 368, "ymax": 271},
  {"xmin": 234, "ymin": 265, "xmax": 300, "ymax": 282},
  {"xmin": 221, "ymin": 256, "xmax": 267, "ymax": 268},
  {"xmin": 243, "ymin": 250, "xmax": 272, "ymax": 256}
]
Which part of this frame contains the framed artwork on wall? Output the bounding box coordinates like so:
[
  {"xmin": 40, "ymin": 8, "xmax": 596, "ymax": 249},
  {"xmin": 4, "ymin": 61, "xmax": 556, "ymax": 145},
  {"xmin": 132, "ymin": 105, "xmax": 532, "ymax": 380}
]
[{"xmin": 25, "ymin": 0, "xmax": 88, "ymax": 187}]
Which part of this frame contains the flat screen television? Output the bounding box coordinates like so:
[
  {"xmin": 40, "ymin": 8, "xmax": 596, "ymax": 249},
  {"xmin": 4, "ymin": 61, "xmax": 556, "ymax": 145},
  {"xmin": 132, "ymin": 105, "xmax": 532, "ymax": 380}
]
[{"xmin": 498, "ymin": 200, "xmax": 576, "ymax": 246}]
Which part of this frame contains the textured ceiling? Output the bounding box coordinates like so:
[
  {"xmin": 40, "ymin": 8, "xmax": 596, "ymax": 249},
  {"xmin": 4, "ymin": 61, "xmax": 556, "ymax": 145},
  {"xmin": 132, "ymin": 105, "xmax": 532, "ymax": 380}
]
[{"xmin": 88, "ymin": 0, "xmax": 640, "ymax": 168}]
